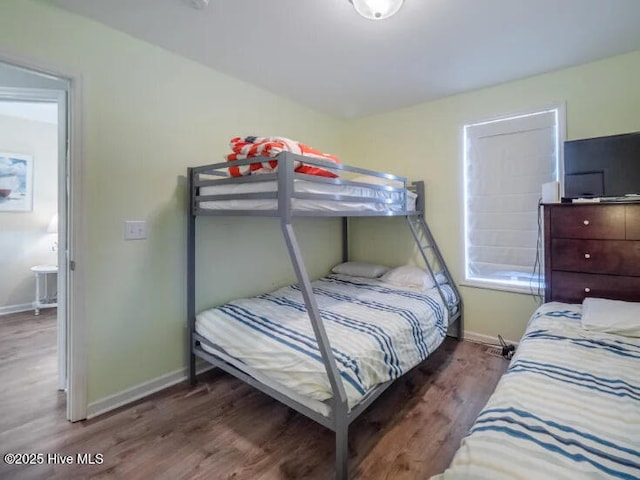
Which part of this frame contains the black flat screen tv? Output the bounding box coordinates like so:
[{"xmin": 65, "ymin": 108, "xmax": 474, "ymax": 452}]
[{"xmin": 564, "ymin": 131, "xmax": 640, "ymax": 199}]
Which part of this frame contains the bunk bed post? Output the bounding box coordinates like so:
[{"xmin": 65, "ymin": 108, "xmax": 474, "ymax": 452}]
[
  {"xmin": 415, "ymin": 179, "xmax": 425, "ymax": 214},
  {"xmin": 335, "ymin": 414, "xmax": 349, "ymax": 480},
  {"xmin": 278, "ymin": 153, "xmax": 350, "ymax": 479},
  {"xmin": 342, "ymin": 217, "xmax": 349, "ymax": 263},
  {"xmin": 187, "ymin": 167, "xmax": 197, "ymax": 386}
]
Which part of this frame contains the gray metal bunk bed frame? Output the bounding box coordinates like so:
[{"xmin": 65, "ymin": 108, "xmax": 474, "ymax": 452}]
[{"xmin": 187, "ymin": 152, "xmax": 462, "ymax": 480}]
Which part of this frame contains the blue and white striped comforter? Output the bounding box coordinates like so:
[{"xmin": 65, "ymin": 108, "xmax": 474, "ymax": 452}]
[
  {"xmin": 434, "ymin": 302, "xmax": 640, "ymax": 480},
  {"xmin": 196, "ymin": 274, "xmax": 452, "ymax": 409}
]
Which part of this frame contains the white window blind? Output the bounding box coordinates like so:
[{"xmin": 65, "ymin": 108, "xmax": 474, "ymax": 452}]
[{"xmin": 464, "ymin": 108, "xmax": 561, "ymax": 291}]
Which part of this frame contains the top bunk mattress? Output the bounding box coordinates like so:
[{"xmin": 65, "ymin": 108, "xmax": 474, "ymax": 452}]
[{"xmin": 199, "ymin": 178, "xmax": 417, "ymax": 213}]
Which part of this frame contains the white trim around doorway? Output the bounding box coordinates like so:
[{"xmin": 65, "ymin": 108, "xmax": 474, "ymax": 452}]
[{"xmin": 0, "ymin": 48, "xmax": 87, "ymax": 422}]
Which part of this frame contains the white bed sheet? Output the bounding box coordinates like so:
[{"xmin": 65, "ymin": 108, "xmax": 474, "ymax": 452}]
[
  {"xmin": 199, "ymin": 343, "xmax": 332, "ymax": 417},
  {"xmin": 196, "ymin": 274, "xmax": 448, "ymax": 411},
  {"xmin": 199, "ymin": 179, "xmax": 417, "ymax": 212},
  {"xmin": 433, "ymin": 302, "xmax": 640, "ymax": 479}
]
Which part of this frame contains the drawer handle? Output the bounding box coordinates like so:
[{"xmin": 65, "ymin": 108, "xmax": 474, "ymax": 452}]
[
  {"xmin": 584, "ymin": 253, "xmax": 591, "ymax": 259},
  {"xmin": 583, "ymin": 220, "xmax": 590, "ymax": 226},
  {"xmin": 584, "ymin": 287, "xmax": 591, "ymax": 293}
]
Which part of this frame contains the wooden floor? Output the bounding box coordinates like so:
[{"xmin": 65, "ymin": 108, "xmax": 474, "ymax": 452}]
[{"xmin": 0, "ymin": 310, "xmax": 508, "ymax": 480}]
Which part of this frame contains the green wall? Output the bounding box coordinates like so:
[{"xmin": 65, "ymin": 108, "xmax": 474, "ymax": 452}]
[
  {"xmin": 0, "ymin": 0, "xmax": 347, "ymax": 405},
  {"xmin": 345, "ymin": 50, "xmax": 640, "ymax": 341}
]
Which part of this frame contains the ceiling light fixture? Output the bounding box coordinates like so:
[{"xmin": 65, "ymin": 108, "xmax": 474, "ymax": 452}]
[
  {"xmin": 350, "ymin": 0, "xmax": 404, "ymax": 20},
  {"xmin": 188, "ymin": 0, "xmax": 209, "ymax": 10}
]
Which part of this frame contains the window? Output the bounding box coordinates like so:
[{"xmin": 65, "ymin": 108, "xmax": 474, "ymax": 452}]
[{"xmin": 463, "ymin": 106, "xmax": 564, "ymax": 293}]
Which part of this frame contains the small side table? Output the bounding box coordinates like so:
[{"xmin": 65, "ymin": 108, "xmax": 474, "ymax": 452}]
[{"xmin": 30, "ymin": 265, "xmax": 58, "ymax": 315}]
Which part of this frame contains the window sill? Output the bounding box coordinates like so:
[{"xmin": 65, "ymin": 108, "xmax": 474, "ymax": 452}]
[{"xmin": 460, "ymin": 279, "xmax": 544, "ymax": 296}]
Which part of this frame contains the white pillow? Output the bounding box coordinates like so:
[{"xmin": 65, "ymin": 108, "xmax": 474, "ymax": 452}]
[
  {"xmin": 581, "ymin": 297, "xmax": 640, "ymax": 337},
  {"xmin": 380, "ymin": 265, "xmax": 435, "ymax": 290},
  {"xmin": 435, "ymin": 272, "xmax": 448, "ymax": 285},
  {"xmin": 331, "ymin": 261, "xmax": 389, "ymax": 279}
]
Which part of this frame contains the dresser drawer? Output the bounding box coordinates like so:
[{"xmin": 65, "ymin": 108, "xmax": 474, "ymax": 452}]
[
  {"xmin": 550, "ymin": 271, "xmax": 640, "ymax": 304},
  {"xmin": 550, "ymin": 205, "xmax": 625, "ymax": 239},
  {"xmin": 551, "ymin": 239, "xmax": 640, "ymax": 276},
  {"xmin": 627, "ymin": 205, "xmax": 640, "ymax": 240}
]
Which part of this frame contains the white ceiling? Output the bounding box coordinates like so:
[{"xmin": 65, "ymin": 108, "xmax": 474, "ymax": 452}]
[{"xmin": 49, "ymin": 0, "xmax": 640, "ymax": 118}]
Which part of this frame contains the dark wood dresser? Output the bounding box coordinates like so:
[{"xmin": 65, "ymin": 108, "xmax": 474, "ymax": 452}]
[{"xmin": 543, "ymin": 203, "xmax": 640, "ymax": 303}]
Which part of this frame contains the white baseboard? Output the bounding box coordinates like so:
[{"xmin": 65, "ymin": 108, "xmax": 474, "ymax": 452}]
[
  {"xmin": 463, "ymin": 330, "xmax": 520, "ymax": 347},
  {"xmin": 86, "ymin": 362, "xmax": 214, "ymax": 419},
  {"xmin": 0, "ymin": 303, "xmax": 33, "ymax": 317}
]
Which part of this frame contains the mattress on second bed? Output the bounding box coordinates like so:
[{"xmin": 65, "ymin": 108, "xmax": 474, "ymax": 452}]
[
  {"xmin": 199, "ymin": 178, "xmax": 417, "ymax": 213},
  {"xmin": 433, "ymin": 301, "xmax": 640, "ymax": 480},
  {"xmin": 196, "ymin": 274, "xmax": 452, "ymax": 409}
]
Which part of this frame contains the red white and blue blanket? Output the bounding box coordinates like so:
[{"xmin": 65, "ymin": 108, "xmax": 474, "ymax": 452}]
[{"xmin": 226, "ymin": 136, "xmax": 341, "ymax": 178}]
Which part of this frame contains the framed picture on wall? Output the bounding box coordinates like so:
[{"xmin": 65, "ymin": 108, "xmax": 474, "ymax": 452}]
[{"xmin": 0, "ymin": 152, "xmax": 33, "ymax": 212}]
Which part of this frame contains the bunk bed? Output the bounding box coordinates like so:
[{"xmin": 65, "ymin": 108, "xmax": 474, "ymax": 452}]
[
  {"xmin": 187, "ymin": 151, "xmax": 462, "ymax": 479},
  {"xmin": 433, "ymin": 300, "xmax": 640, "ymax": 479}
]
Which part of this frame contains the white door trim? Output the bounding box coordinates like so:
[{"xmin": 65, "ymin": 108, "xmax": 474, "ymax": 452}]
[
  {"xmin": 57, "ymin": 89, "xmax": 68, "ymax": 392},
  {"xmin": 0, "ymin": 50, "xmax": 87, "ymax": 422}
]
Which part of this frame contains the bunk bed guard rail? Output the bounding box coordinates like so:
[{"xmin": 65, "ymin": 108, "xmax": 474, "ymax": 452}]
[{"xmin": 190, "ymin": 151, "xmax": 413, "ymax": 218}]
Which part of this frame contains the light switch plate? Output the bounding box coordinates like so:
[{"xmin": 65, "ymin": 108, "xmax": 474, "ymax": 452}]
[{"xmin": 124, "ymin": 220, "xmax": 146, "ymax": 240}]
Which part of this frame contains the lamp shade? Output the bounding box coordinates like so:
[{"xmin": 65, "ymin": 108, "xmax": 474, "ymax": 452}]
[
  {"xmin": 350, "ymin": 0, "xmax": 404, "ymax": 20},
  {"xmin": 47, "ymin": 213, "xmax": 58, "ymax": 234}
]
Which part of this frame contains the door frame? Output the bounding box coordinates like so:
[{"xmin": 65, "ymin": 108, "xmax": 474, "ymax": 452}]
[{"xmin": 0, "ymin": 51, "xmax": 87, "ymax": 422}]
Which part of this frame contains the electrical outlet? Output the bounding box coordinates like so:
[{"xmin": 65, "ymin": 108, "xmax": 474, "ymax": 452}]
[{"xmin": 124, "ymin": 220, "xmax": 147, "ymax": 240}]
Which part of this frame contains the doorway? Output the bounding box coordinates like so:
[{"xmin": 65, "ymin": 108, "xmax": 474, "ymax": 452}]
[{"xmin": 0, "ymin": 57, "xmax": 85, "ymax": 421}]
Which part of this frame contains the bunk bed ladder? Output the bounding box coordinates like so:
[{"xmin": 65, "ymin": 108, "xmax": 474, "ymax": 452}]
[{"xmin": 406, "ymin": 215, "xmax": 463, "ymax": 338}]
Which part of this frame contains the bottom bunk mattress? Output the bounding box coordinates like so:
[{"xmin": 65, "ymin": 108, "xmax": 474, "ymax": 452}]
[
  {"xmin": 434, "ymin": 301, "xmax": 640, "ymax": 480},
  {"xmin": 196, "ymin": 274, "xmax": 453, "ymax": 410}
]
